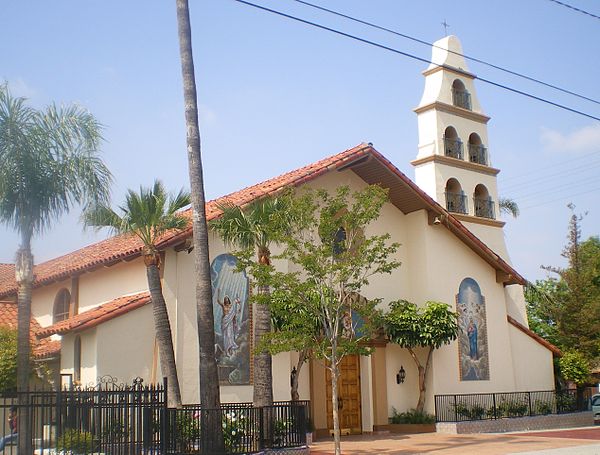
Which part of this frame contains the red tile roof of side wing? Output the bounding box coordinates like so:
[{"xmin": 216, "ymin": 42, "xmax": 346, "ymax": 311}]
[
  {"xmin": 36, "ymin": 291, "xmax": 151, "ymax": 338},
  {"xmin": 0, "ymin": 264, "xmax": 15, "ymax": 289},
  {"xmin": 0, "ymin": 301, "xmax": 61, "ymax": 358}
]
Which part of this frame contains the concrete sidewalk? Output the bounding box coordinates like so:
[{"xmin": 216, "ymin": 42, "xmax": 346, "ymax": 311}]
[{"xmin": 309, "ymin": 427, "xmax": 600, "ymax": 454}]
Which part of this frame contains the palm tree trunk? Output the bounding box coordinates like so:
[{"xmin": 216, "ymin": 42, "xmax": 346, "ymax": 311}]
[
  {"xmin": 145, "ymin": 259, "xmax": 182, "ymax": 407},
  {"xmin": 175, "ymin": 0, "xmax": 223, "ymax": 451},
  {"xmin": 15, "ymin": 232, "xmax": 33, "ymax": 454},
  {"xmin": 254, "ymin": 248, "xmax": 274, "ymax": 407}
]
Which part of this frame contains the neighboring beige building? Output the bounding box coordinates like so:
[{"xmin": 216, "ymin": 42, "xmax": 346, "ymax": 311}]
[{"xmin": 0, "ymin": 36, "xmax": 558, "ymax": 437}]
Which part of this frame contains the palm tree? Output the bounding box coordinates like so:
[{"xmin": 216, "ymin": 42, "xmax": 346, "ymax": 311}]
[
  {"xmin": 174, "ymin": 1, "xmax": 224, "ymax": 451},
  {"xmin": 0, "ymin": 84, "xmax": 111, "ymax": 453},
  {"xmin": 499, "ymin": 197, "xmax": 520, "ymax": 218},
  {"xmin": 84, "ymin": 180, "xmax": 188, "ymax": 407},
  {"xmin": 211, "ymin": 198, "xmax": 291, "ymax": 407}
]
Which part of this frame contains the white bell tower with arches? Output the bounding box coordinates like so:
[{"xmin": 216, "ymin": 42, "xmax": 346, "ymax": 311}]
[{"xmin": 412, "ymin": 35, "xmax": 509, "ymax": 260}]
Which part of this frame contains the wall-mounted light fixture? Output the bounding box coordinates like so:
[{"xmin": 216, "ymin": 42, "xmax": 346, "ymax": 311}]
[{"xmin": 396, "ymin": 365, "xmax": 406, "ymax": 384}]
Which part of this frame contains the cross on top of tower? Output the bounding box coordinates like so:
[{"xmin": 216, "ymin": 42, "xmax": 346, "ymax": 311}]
[{"xmin": 441, "ymin": 19, "xmax": 450, "ymax": 36}]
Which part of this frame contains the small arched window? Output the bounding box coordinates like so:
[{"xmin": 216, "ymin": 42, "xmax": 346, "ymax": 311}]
[
  {"xmin": 443, "ymin": 126, "xmax": 463, "ymax": 160},
  {"xmin": 473, "ymin": 184, "xmax": 495, "ymax": 219},
  {"xmin": 74, "ymin": 335, "xmax": 82, "ymax": 384},
  {"xmin": 452, "ymin": 79, "xmax": 472, "ymax": 110},
  {"xmin": 445, "ymin": 178, "xmax": 467, "ymax": 214},
  {"xmin": 468, "ymin": 133, "xmax": 488, "ymax": 165},
  {"xmin": 53, "ymin": 289, "xmax": 71, "ymax": 324}
]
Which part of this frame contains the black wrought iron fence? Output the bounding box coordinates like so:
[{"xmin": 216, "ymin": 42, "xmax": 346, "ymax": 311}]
[
  {"xmin": 435, "ymin": 389, "xmax": 590, "ymax": 422},
  {"xmin": 0, "ymin": 379, "xmax": 309, "ymax": 454},
  {"xmin": 168, "ymin": 401, "xmax": 309, "ymax": 454}
]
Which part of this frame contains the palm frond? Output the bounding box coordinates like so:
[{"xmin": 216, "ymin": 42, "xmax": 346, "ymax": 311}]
[
  {"xmin": 499, "ymin": 197, "xmax": 520, "ymax": 218},
  {"xmin": 83, "ymin": 179, "xmax": 189, "ymax": 249},
  {"xmin": 0, "ymin": 85, "xmax": 112, "ymax": 237}
]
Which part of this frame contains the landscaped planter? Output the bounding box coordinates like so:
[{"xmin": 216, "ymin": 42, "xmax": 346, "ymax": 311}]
[{"xmin": 387, "ymin": 423, "xmax": 436, "ymax": 434}]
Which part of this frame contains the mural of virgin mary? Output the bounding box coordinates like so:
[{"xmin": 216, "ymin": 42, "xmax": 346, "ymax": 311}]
[{"xmin": 456, "ymin": 278, "xmax": 489, "ymax": 381}]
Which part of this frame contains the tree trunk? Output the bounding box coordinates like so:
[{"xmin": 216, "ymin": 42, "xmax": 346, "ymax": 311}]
[
  {"xmin": 145, "ymin": 259, "xmax": 182, "ymax": 407},
  {"xmin": 15, "ymin": 235, "xmax": 33, "ymax": 454},
  {"xmin": 290, "ymin": 349, "xmax": 309, "ymax": 401},
  {"xmin": 330, "ymin": 358, "xmax": 342, "ymax": 455},
  {"xmin": 412, "ymin": 347, "xmax": 434, "ymax": 414},
  {"xmin": 175, "ymin": 0, "xmax": 223, "ymax": 451},
  {"xmin": 416, "ymin": 364, "xmax": 426, "ymax": 413},
  {"xmin": 253, "ymin": 246, "xmax": 273, "ymax": 407}
]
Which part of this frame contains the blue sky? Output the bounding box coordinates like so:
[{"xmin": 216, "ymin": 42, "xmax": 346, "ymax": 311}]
[{"xmin": 1, "ymin": 0, "xmax": 599, "ymax": 282}]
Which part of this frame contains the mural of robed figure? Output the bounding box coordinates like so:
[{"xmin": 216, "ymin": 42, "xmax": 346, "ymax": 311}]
[
  {"xmin": 456, "ymin": 277, "xmax": 489, "ymax": 381},
  {"xmin": 211, "ymin": 254, "xmax": 250, "ymax": 385}
]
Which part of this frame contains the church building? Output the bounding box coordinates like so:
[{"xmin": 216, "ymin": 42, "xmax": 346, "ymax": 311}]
[{"xmin": 0, "ymin": 36, "xmax": 558, "ymax": 437}]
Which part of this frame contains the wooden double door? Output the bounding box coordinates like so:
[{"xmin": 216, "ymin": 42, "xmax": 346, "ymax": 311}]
[{"xmin": 325, "ymin": 355, "xmax": 362, "ymax": 434}]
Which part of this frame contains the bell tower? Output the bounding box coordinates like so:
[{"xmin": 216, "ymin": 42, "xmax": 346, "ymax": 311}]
[{"xmin": 412, "ymin": 35, "xmax": 508, "ymax": 258}]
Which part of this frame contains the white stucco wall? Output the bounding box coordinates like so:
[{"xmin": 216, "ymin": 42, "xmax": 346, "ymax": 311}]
[
  {"xmin": 509, "ymin": 325, "xmax": 555, "ymax": 391},
  {"xmin": 61, "ymin": 330, "xmax": 97, "ymax": 386},
  {"xmin": 31, "ymin": 280, "xmax": 72, "ymax": 328},
  {"xmin": 78, "ymin": 259, "xmax": 148, "ymax": 313},
  {"xmin": 95, "ymin": 304, "xmax": 155, "ymax": 384}
]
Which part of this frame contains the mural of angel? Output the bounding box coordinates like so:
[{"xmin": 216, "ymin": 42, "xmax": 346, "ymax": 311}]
[{"xmin": 211, "ymin": 254, "xmax": 250, "ymax": 385}]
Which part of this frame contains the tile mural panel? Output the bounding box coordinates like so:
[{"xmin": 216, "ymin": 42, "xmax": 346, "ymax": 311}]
[
  {"xmin": 457, "ymin": 277, "xmax": 490, "ymax": 381},
  {"xmin": 211, "ymin": 254, "xmax": 250, "ymax": 385}
]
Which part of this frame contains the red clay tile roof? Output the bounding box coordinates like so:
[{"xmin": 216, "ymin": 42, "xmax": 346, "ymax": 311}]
[
  {"xmin": 0, "ymin": 264, "xmax": 15, "ymax": 289},
  {"xmin": 0, "ymin": 301, "xmax": 61, "ymax": 359},
  {"xmin": 0, "ymin": 143, "xmax": 525, "ymax": 298},
  {"xmin": 507, "ymin": 315, "xmax": 562, "ymax": 357},
  {"xmin": 37, "ymin": 291, "xmax": 151, "ymax": 338}
]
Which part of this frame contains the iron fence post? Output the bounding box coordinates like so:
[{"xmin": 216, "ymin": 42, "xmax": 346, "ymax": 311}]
[
  {"xmin": 493, "ymin": 393, "xmax": 497, "ymax": 420},
  {"xmin": 528, "ymin": 392, "xmax": 532, "ymax": 416},
  {"xmin": 454, "ymin": 395, "xmax": 458, "ymax": 422},
  {"xmin": 259, "ymin": 406, "xmax": 265, "ymax": 450}
]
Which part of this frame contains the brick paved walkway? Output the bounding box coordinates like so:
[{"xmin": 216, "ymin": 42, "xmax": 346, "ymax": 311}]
[{"xmin": 309, "ymin": 428, "xmax": 600, "ymax": 454}]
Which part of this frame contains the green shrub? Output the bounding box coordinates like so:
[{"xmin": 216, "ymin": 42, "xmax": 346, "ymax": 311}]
[
  {"xmin": 497, "ymin": 399, "xmax": 529, "ymax": 417},
  {"xmin": 222, "ymin": 410, "xmax": 248, "ymax": 452},
  {"xmin": 453, "ymin": 402, "xmax": 488, "ymax": 420},
  {"xmin": 57, "ymin": 429, "xmax": 95, "ymax": 454},
  {"xmin": 534, "ymin": 399, "xmax": 553, "ymax": 415},
  {"xmin": 390, "ymin": 408, "xmax": 435, "ymax": 424},
  {"xmin": 0, "ymin": 327, "xmax": 17, "ymax": 392},
  {"xmin": 175, "ymin": 412, "xmax": 201, "ymax": 452}
]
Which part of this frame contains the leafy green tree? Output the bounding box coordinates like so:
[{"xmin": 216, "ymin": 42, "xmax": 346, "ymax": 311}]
[
  {"xmin": 532, "ymin": 205, "xmax": 600, "ymax": 359},
  {"xmin": 383, "ymin": 300, "xmax": 458, "ymax": 413},
  {"xmin": 262, "ymin": 280, "xmax": 322, "ymax": 401},
  {"xmin": 559, "ymin": 351, "xmax": 590, "ymax": 386},
  {"xmin": 210, "ymin": 197, "xmax": 291, "ymax": 407},
  {"xmin": 0, "ymin": 327, "xmax": 17, "ymax": 391},
  {"xmin": 175, "ymin": 1, "xmax": 224, "ymax": 449},
  {"xmin": 0, "ymin": 85, "xmax": 111, "ymax": 453},
  {"xmin": 84, "ymin": 180, "xmax": 188, "ymax": 407},
  {"xmin": 246, "ymin": 185, "xmax": 399, "ymax": 455}
]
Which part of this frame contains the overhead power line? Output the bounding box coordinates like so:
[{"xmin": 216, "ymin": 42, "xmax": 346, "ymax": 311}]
[
  {"xmin": 546, "ymin": 0, "xmax": 600, "ymax": 21},
  {"xmin": 521, "ymin": 185, "xmax": 600, "ymax": 210},
  {"xmin": 232, "ymin": 0, "xmax": 600, "ymax": 122},
  {"xmin": 500, "ymin": 149, "xmax": 600, "ymax": 183},
  {"xmin": 289, "ymin": 0, "xmax": 600, "ymax": 106}
]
